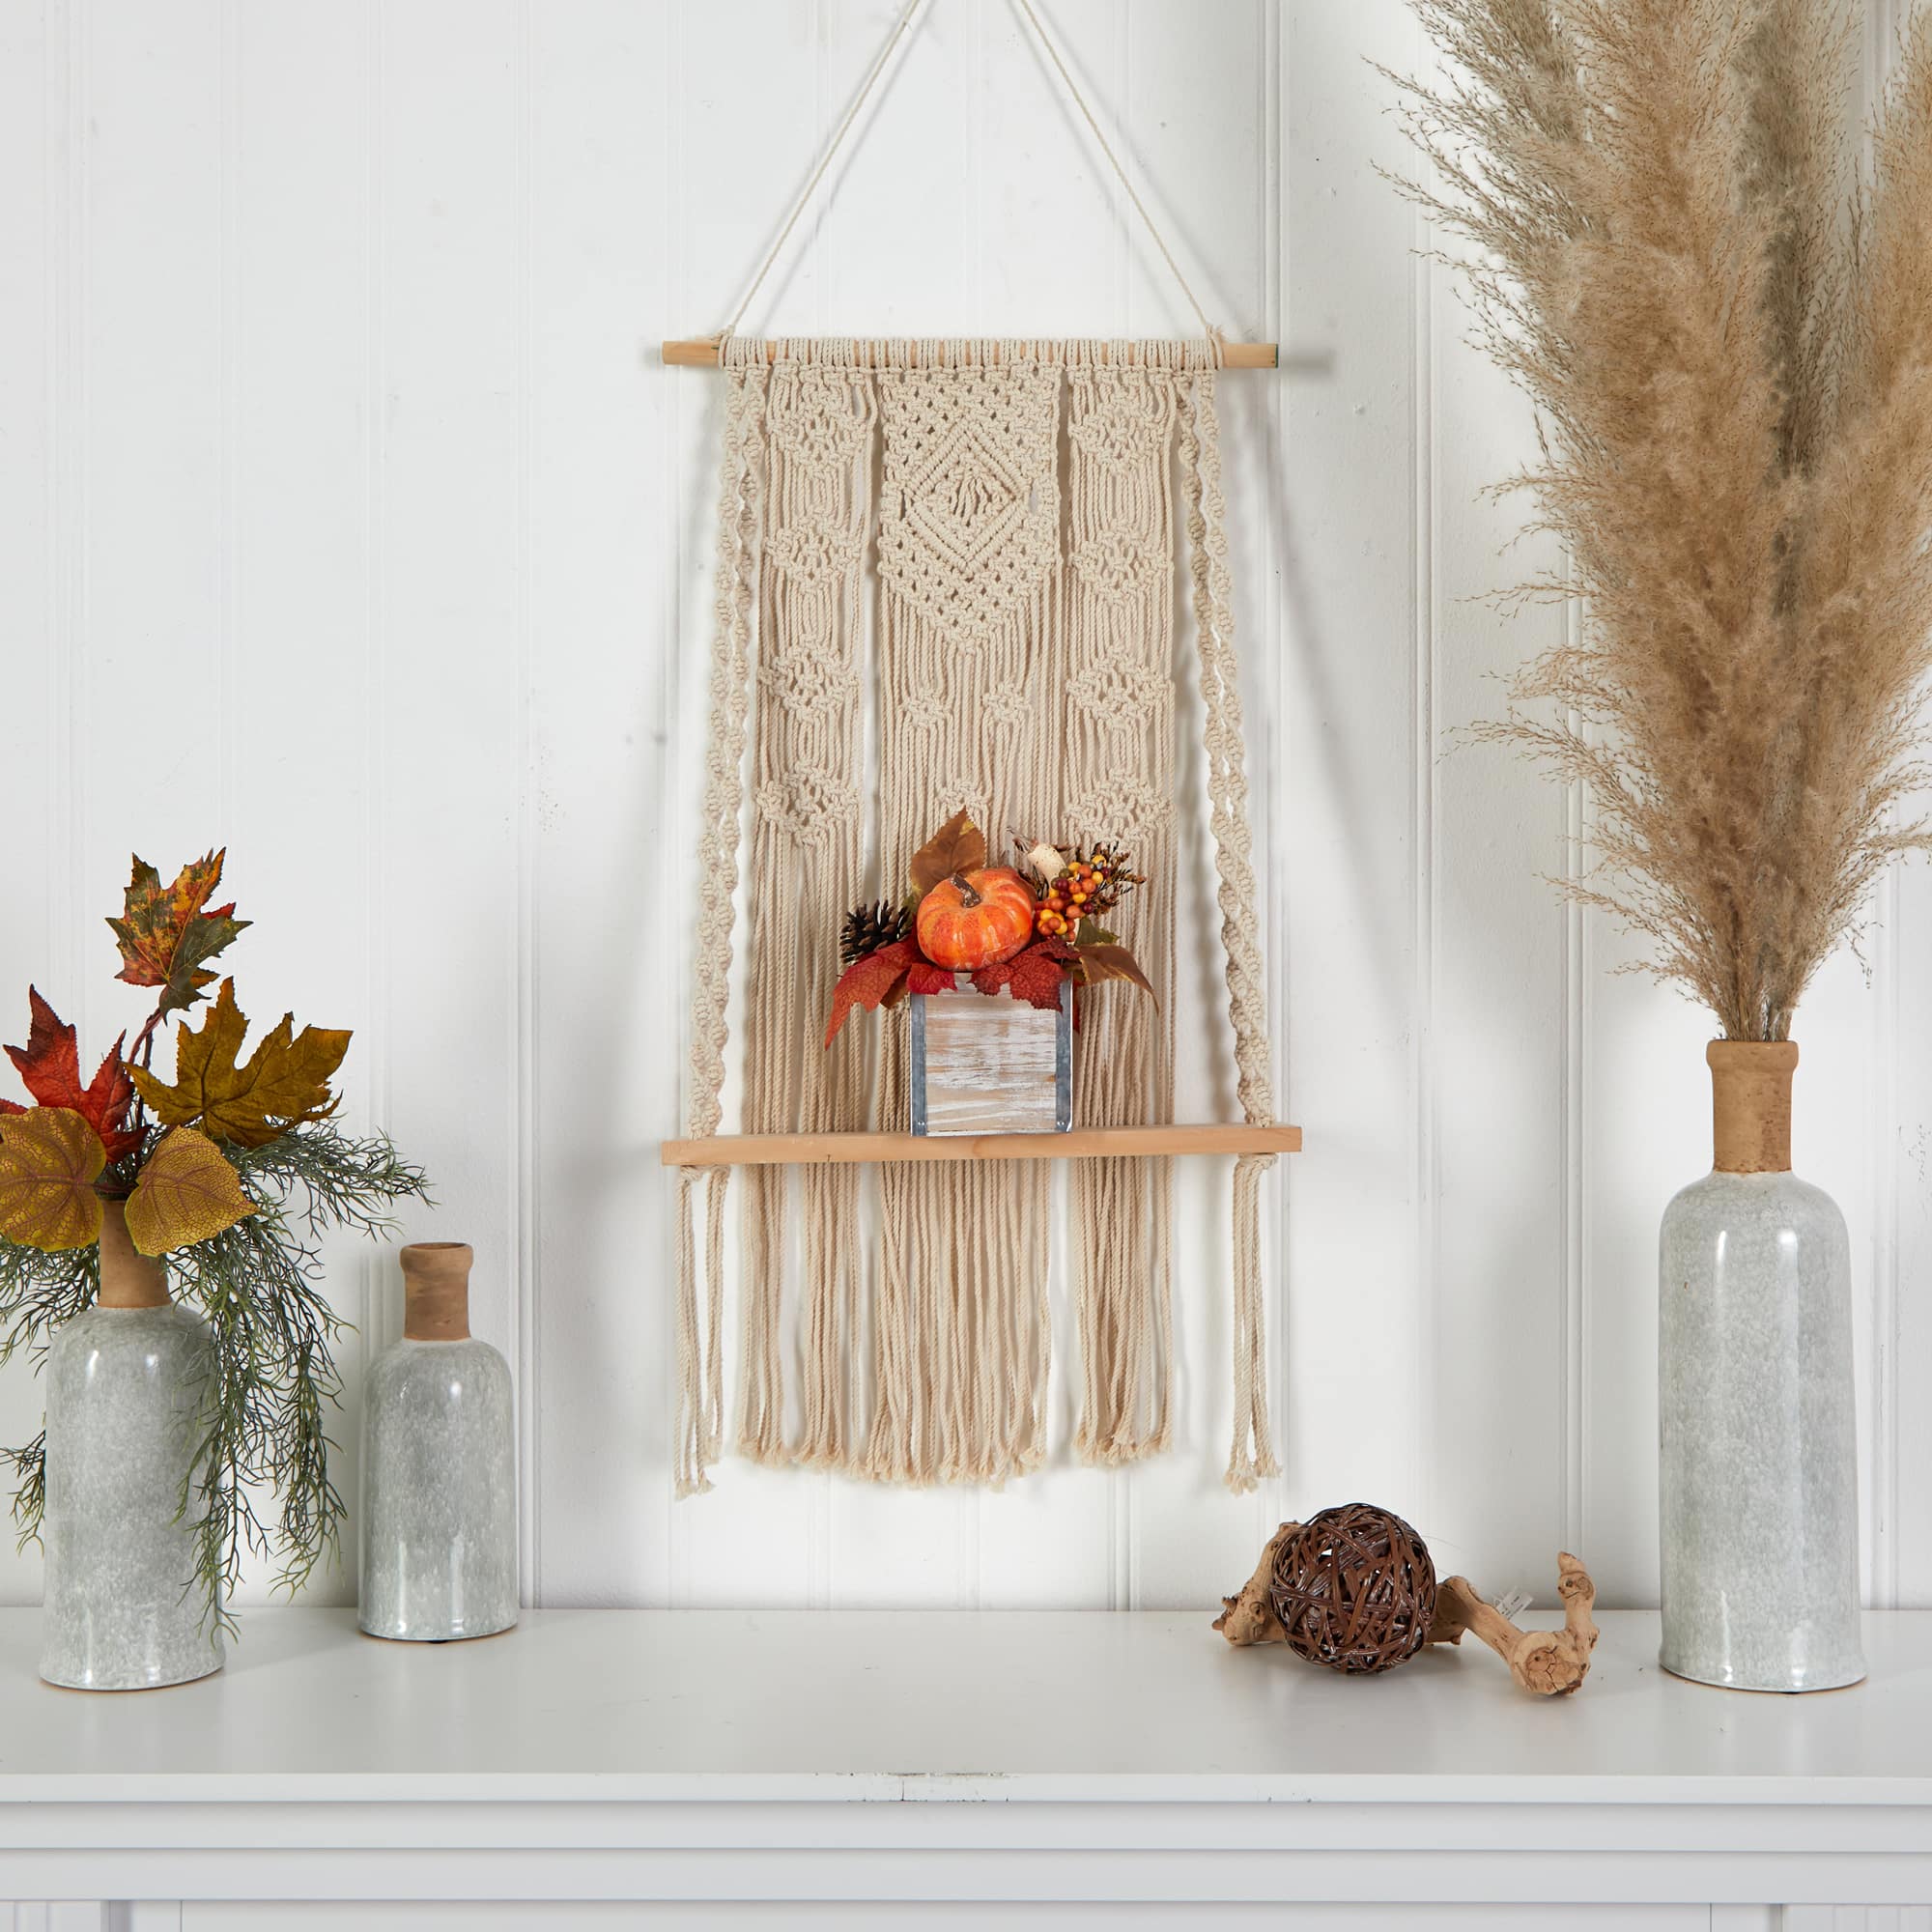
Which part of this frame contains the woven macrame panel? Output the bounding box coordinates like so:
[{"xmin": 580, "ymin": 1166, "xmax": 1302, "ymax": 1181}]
[{"xmin": 675, "ymin": 339, "xmax": 1275, "ymax": 1498}]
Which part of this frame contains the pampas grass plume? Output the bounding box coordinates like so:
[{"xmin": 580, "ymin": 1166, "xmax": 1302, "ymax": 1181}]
[{"xmin": 1390, "ymin": 0, "xmax": 1932, "ymax": 1039}]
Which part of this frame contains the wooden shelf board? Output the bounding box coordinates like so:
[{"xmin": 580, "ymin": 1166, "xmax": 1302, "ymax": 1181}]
[{"xmin": 661, "ymin": 1123, "xmax": 1301, "ymax": 1168}]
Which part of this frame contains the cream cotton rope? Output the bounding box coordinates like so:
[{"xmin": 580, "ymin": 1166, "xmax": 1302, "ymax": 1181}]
[
  {"xmin": 718, "ymin": 0, "xmax": 1218, "ymax": 350},
  {"xmin": 672, "ymin": 338, "xmax": 1280, "ymax": 1497}
]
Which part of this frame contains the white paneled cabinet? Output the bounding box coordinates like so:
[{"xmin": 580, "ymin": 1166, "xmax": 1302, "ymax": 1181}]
[
  {"xmin": 13, "ymin": 1908, "xmax": 1758, "ymax": 1929},
  {"xmin": 0, "ymin": 1611, "xmax": 1925, "ymax": 1920}
]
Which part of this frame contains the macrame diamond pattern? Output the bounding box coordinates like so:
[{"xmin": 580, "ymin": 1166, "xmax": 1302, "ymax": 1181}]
[{"xmin": 878, "ymin": 369, "xmax": 1060, "ymax": 647}]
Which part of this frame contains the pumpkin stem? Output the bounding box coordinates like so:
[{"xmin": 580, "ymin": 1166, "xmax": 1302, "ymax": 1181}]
[{"xmin": 950, "ymin": 871, "xmax": 982, "ymax": 909}]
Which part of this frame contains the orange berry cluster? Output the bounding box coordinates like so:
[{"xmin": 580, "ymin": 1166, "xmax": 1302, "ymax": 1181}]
[{"xmin": 1035, "ymin": 849, "xmax": 1136, "ymax": 939}]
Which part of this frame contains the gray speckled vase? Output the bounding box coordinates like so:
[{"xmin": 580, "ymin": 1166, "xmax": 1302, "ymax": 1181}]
[
  {"xmin": 1658, "ymin": 1041, "xmax": 1864, "ymax": 1693},
  {"xmin": 359, "ymin": 1242, "xmax": 517, "ymax": 1641},
  {"xmin": 40, "ymin": 1203, "xmax": 221, "ymax": 1691}
]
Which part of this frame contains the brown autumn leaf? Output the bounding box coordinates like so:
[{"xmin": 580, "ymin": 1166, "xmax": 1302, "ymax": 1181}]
[
  {"xmin": 908, "ymin": 810, "xmax": 987, "ymax": 895},
  {"xmin": 128, "ymin": 979, "xmax": 351, "ymax": 1150},
  {"xmin": 0, "ymin": 1106, "xmax": 106, "ymax": 1252},
  {"xmin": 123, "ymin": 1126, "xmax": 255, "ymax": 1256},
  {"xmin": 1073, "ymin": 942, "xmax": 1155, "ymax": 1000}
]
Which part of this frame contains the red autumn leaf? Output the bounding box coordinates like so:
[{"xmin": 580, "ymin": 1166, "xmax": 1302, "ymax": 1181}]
[
  {"xmin": 4, "ymin": 988, "xmax": 140, "ymax": 1161},
  {"xmin": 973, "ymin": 932, "xmax": 1074, "ymax": 998},
  {"xmin": 1004, "ymin": 943, "xmax": 1074, "ymax": 1012},
  {"xmin": 824, "ymin": 941, "xmax": 917, "ymax": 1047},
  {"xmin": 904, "ymin": 960, "xmax": 954, "ymax": 996},
  {"xmin": 907, "ymin": 810, "xmax": 988, "ymax": 895}
]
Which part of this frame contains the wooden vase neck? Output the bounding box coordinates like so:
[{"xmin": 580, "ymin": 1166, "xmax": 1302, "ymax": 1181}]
[
  {"xmin": 96, "ymin": 1199, "xmax": 171, "ymax": 1309},
  {"xmin": 402, "ymin": 1242, "xmax": 472, "ymax": 1342},
  {"xmin": 1708, "ymin": 1040, "xmax": 1797, "ymax": 1175}
]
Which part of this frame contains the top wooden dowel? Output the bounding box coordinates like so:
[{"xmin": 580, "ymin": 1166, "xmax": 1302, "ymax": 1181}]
[{"xmin": 661, "ymin": 338, "xmax": 1280, "ymax": 370}]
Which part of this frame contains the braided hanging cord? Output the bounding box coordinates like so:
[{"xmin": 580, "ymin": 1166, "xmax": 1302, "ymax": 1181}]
[
  {"xmin": 674, "ymin": 362, "xmax": 767, "ymax": 1498},
  {"xmin": 1179, "ymin": 370, "xmax": 1280, "ymax": 1492}
]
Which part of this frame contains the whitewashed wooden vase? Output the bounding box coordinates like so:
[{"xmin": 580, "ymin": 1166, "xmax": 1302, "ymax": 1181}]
[
  {"xmin": 1658, "ymin": 1041, "xmax": 1864, "ymax": 1692},
  {"xmin": 40, "ymin": 1201, "xmax": 222, "ymax": 1691},
  {"xmin": 910, "ymin": 978, "xmax": 1072, "ymax": 1136},
  {"xmin": 359, "ymin": 1242, "xmax": 517, "ymax": 1642}
]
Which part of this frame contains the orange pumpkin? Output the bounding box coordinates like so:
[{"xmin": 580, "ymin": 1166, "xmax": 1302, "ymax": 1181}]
[{"xmin": 916, "ymin": 867, "xmax": 1037, "ymax": 971}]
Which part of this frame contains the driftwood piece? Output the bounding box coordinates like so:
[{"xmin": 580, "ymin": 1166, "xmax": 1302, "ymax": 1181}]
[
  {"xmin": 1427, "ymin": 1551, "xmax": 1600, "ymax": 1696},
  {"xmin": 1211, "ymin": 1520, "xmax": 1300, "ymax": 1645},
  {"xmin": 1215, "ymin": 1530, "xmax": 1601, "ymax": 1698}
]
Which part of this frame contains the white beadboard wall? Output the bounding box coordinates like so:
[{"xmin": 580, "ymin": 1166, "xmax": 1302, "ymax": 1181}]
[{"xmin": 0, "ymin": 0, "xmax": 1926, "ymax": 1625}]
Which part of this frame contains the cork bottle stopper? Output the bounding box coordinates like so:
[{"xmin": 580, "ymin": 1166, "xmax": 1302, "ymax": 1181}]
[
  {"xmin": 1707, "ymin": 1040, "xmax": 1798, "ymax": 1174},
  {"xmin": 96, "ymin": 1198, "xmax": 171, "ymax": 1310},
  {"xmin": 401, "ymin": 1242, "xmax": 472, "ymax": 1342}
]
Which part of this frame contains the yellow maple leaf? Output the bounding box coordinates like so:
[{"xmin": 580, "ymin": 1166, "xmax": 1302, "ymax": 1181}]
[
  {"xmin": 128, "ymin": 980, "xmax": 351, "ymax": 1151},
  {"xmin": 0, "ymin": 1106, "xmax": 106, "ymax": 1252},
  {"xmin": 123, "ymin": 1126, "xmax": 255, "ymax": 1256}
]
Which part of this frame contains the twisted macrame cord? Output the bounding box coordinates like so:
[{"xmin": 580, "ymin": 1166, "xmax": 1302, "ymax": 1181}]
[{"xmin": 721, "ymin": 0, "xmax": 1217, "ymax": 344}]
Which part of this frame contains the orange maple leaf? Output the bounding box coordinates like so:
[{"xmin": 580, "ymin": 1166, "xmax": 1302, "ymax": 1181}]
[{"xmin": 106, "ymin": 850, "xmax": 250, "ymax": 1019}]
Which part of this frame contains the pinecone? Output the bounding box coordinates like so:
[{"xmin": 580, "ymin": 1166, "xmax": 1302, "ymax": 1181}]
[{"xmin": 839, "ymin": 899, "xmax": 912, "ymax": 964}]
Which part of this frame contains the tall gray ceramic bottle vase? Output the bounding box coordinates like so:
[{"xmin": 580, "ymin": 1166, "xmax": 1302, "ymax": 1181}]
[
  {"xmin": 359, "ymin": 1242, "xmax": 518, "ymax": 1640},
  {"xmin": 1658, "ymin": 1041, "xmax": 1864, "ymax": 1691},
  {"xmin": 40, "ymin": 1201, "xmax": 221, "ymax": 1690}
]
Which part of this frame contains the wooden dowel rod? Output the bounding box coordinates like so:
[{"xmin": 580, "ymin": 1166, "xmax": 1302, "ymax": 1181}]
[
  {"xmin": 661, "ymin": 1123, "xmax": 1302, "ymax": 1168},
  {"xmin": 661, "ymin": 338, "xmax": 1279, "ymax": 370}
]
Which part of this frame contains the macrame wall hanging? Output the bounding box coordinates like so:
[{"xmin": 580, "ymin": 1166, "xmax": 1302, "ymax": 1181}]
[{"xmin": 661, "ymin": 0, "xmax": 1299, "ymax": 1501}]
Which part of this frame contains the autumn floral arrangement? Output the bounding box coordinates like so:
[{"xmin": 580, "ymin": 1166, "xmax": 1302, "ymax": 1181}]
[
  {"xmin": 825, "ymin": 811, "xmax": 1152, "ymax": 1045},
  {"xmin": 0, "ymin": 851, "xmax": 427, "ymax": 1629}
]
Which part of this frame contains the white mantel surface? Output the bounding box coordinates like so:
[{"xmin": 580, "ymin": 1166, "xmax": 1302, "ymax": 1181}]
[{"xmin": 0, "ymin": 1607, "xmax": 1925, "ymax": 1908}]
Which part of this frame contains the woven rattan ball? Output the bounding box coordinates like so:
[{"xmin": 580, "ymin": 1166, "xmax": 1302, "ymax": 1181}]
[{"xmin": 1267, "ymin": 1503, "xmax": 1437, "ymax": 1675}]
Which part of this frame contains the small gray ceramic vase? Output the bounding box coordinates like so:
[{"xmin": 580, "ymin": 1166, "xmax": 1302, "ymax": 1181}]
[
  {"xmin": 1658, "ymin": 1041, "xmax": 1864, "ymax": 1693},
  {"xmin": 41, "ymin": 1203, "xmax": 221, "ymax": 1691},
  {"xmin": 359, "ymin": 1242, "xmax": 518, "ymax": 1642}
]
